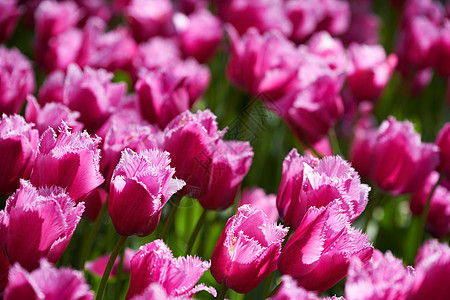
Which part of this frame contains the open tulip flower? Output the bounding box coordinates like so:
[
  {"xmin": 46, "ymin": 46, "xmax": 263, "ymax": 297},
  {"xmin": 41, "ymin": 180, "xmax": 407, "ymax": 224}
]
[{"xmin": 211, "ymin": 205, "xmax": 288, "ymax": 293}]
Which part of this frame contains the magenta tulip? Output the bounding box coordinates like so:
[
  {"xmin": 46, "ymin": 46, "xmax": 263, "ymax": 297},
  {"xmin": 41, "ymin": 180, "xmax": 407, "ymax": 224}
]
[
  {"xmin": 4, "ymin": 259, "xmax": 93, "ymax": 300},
  {"xmin": 0, "ymin": 0, "xmax": 20, "ymax": 42},
  {"xmin": 129, "ymin": 283, "xmax": 190, "ymax": 300},
  {"xmin": 108, "ymin": 148, "xmax": 185, "ymax": 236},
  {"xmin": 270, "ymin": 275, "xmax": 344, "ymax": 300},
  {"xmin": 0, "ymin": 180, "xmax": 84, "ymax": 271},
  {"xmin": 38, "ymin": 70, "xmax": 65, "ymax": 105},
  {"xmin": 239, "ymin": 187, "xmax": 278, "ymax": 223},
  {"xmin": 0, "ymin": 114, "xmax": 39, "ymax": 195},
  {"xmin": 211, "ymin": 205, "xmax": 288, "ymax": 293},
  {"xmin": 278, "ymin": 206, "xmax": 373, "ymax": 293},
  {"xmin": 125, "ymin": 239, "xmax": 215, "ymax": 299},
  {"xmin": 277, "ymin": 149, "xmax": 369, "ymax": 230},
  {"xmin": 436, "ymin": 122, "xmax": 450, "ymax": 178},
  {"xmin": 30, "ymin": 123, "xmax": 104, "ymax": 203}
]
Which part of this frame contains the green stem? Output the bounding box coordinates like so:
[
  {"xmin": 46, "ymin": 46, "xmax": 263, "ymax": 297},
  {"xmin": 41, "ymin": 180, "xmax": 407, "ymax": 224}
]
[
  {"xmin": 96, "ymin": 235, "xmax": 127, "ymax": 300},
  {"xmin": 217, "ymin": 285, "xmax": 228, "ymax": 300},
  {"xmin": 78, "ymin": 200, "xmax": 108, "ymax": 269},
  {"xmin": 267, "ymin": 281, "xmax": 281, "ymax": 298},
  {"xmin": 160, "ymin": 195, "xmax": 183, "ymax": 240},
  {"xmin": 416, "ymin": 175, "xmax": 442, "ymax": 254},
  {"xmin": 115, "ymin": 243, "xmax": 126, "ymax": 298},
  {"xmin": 186, "ymin": 209, "xmax": 208, "ymax": 254},
  {"xmin": 262, "ymin": 272, "xmax": 275, "ymax": 299},
  {"xmin": 328, "ymin": 128, "xmax": 341, "ymax": 155},
  {"xmin": 363, "ymin": 190, "xmax": 384, "ymax": 232},
  {"xmin": 281, "ymin": 227, "xmax": 294, "ymax": 249}
]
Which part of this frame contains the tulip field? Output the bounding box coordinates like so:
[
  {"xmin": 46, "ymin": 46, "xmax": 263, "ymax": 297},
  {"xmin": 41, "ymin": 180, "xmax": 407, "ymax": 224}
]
[{"xmin": 1, "ymin": 0, "xmax": 450, "ymax": 299}]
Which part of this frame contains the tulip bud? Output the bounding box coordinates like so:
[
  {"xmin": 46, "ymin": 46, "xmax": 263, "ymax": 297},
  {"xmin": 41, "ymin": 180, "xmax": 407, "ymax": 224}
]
[
  {"xmin": 108, "ymin": 148, "xmax": 185, "ymax": 236},
  {"xmin": 211, "ymin": 205, "xmax": 288, "ymax": 293}
]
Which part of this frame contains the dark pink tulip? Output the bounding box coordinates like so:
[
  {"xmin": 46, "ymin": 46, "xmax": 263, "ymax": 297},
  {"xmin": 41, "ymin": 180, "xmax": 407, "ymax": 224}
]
[
  {"xmin": 341, "ymin": 1, "xmax": 380, "ymax": 46},
  {"xmin": 25, "ymin": 95, "xmax": 83, "ymax": 135},
  {"xmin": 435, "ymin": 20, "xmax": 450, "ymax": 77},
  {"xmin": 86, "ymin": 248, "xmax": 135, "ymax": 278},
  {"xmin": 0, "ymin": 115, "xmax": 39, "ymax": 195},
  {"xmin": 277, "ymin": 149, "xmax": 369, "ymax": 230},
  {"xmin": 211, "ymin": 205, "xmax": 288, "ymax": 294},
  {"xmin": 270, "ymin": 275, "xmax": 344, "ymax": 300},
  {"xmin": 43, "ymin": 28, "xmax": 84, "ymax": 72},
  {"xmin": 347, "ymin": 43, "xmax": 398, "ymax": 102},
  {"xmin": 30, "ymin": 123, "xmax": 104, "ymax": 203},
  {"xmin": 436, "ymin": 122, "xmax": 450, "ymax": 178},
  {"xmin": 136, "ymin": 68, "xmax": 190, "ymax": 129},
  {"xmin": 175, "ymin": 0, "xmax": 207, "ymax": 15},
  {"xmin": 125, "ymin": 239, "xmax": 216, "ymax": 299},
  {"xmin": 38, "ymin": 70, "xmax": 65, "ymax": 105},
  {"xmin": 0, "ymin": 180, "xmax": 84, "ymax": 271},
  {"xmin": 345, "ymin": 250, "xmax": 414, "ymax": 300},
  {"xmin": 126, "ymin": 0, "xmax": 175, "ymax": 42},
  {"xmin": 351, "ymin": 116, "xmax": 440, "ymax": 195},
  {"xmin": 410, "ymin": 171, "xmax": 450, "ymax": 238},
  {"xmin": 4, "ymin": 259, "xmax": 93, "ymax": 300},
  {"xmin": 63, "ymin": 64, "xmax": 127, "ymax": 132},
  {"xmin": 109, "ymin": 148, "xmax": 185, "ymax": 236},
  {"xmin": 0, "ymin": 46, "xmax": 35, "ymax": 115},
  {"xmin": 408, "ymin": 239, "xmax": 450, "ymax": 300},
  {"xmin": 0, "ymin": 243, "xmax": 10, "ymax": 292},
  {"xmin": 176, "ymin": 9, "xmax": 222, "ymax": 63},
  {"xmin": 75, "ymin": 0, "xmax": 111, "ymax": 23},
  {"xmin": 171, "ymin": 58, "xmax": 210, "ymax": 105},
  {"xmin": 315, "ymin": 0, "xmax": 350, "ymax": 36},
  {"xmin": 217, "ymin": 0, "xmax": 291, "ymax": 36},
  {"xmin": 239, "ymin": 187, "xmax": 278, "ymax": 223},
  {"xmin": 0, "ymin": 0, "xmax": 20, "ymax": 42},
  {"xmin": 163, "ymin": 110, "xmax": 253, "ymax": 209},
  {"xmin": 278, "ymin": 206, "xmax": 373, "ymax": 293},
  {"xmin": 82, "ymin": 187, "xmax": 107, "ymax": 222},
  {"xmin": 226, "ymin": 26, "xmax": 300, "ymax": 99}
]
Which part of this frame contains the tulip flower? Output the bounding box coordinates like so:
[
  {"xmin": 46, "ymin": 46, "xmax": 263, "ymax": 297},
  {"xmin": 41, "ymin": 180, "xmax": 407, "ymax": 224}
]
[
  {"xmin": 211, "ymin": 205, "xmax": 288, "ymax": 293},
  {"xmin": 350, "ymin": 116, "xmax": 440, "ymax": 195},
  {"xmin": 345, "ymin": 250, "xmax": 414, "ymax": 300},
  {"xmin": 86, "ymin": 248, "xmax": 135, "ymax": 278},
  {"xmin": 278, "ymin": 206, "xmax": 373, "ymax": 293},
  {"xmin": 30, "ymin": 123, "xmax": 104, "ymax": 203},
  {"xmin": 0, "ymin": 180, "xmax": 84, "ymax": 271},
  {"xmin": 131, "ymin": 37, "xmax": 181, "ymax": 74},
  {"xmin": 38, "ymin": 70, "xmax": 65, "ymax": 105},
  {"xmin": 163, "ymin": 109, "xmax": 253, "ymax": 210},
  {"xmin": 277, "ymin": 149, "xmax": 370, "ymax": 230},
  {"xmin": 0, "ymin": 114, "xmax": 39, "ymax": 195},
  {"xmin": 129, "ymin": 283, "xmax": 190, "ymax": 300},
  {"xmin": 239, "ymin": 187, "xmax": 278, "ymax": 223},
  {"xmin": 0, "ymin": 0, "xmax": 20, "ymax": 42},
  {"xmin": 0, "ymin": 248, "xmax": 10, "ymax": 292},
  {"xmin": 4, "ymin": 259, "xmax": 93, "ymax": 300},
  {"xmin": 436, "ymin": 122, "xmax": 450, "ymax": 178},
  {"xmin": 125, "ymin": 239, "xmax": 216, "ymax": 299},
  {"xmin": 108, "ymin": 148, "xmax": 185, "ymax": 237},
  {"xmin": 0, "ymin": 46, "xmax": 35, "ymax": 115},
  {"xmin": 410, "ymin": 171, "xmax": 450, "ymax": 238}
]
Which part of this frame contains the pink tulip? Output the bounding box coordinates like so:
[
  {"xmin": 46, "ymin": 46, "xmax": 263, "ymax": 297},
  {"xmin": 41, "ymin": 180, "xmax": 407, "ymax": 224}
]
[
  {"xmin": 0, "ymin": 180, "xmax": 84, "ymax": 271},
  {"xmin": 226, "ymin": 26, "xmax": 300, "ymax": 100},
  {"xmin": 277, "ymin": 149, "xmax": 370, "ymax": 230},
  {"xmin": 278, "ymin": 206, "xmax": 373, "ymax": 293},
  {"xmin": 409, "ymin": 239, "xmax": 450, "ymax": 300},
  {"xmin": 269, "ymin": 275, "xmax": 344, "ymax": 300},
  {"xmin": 126, "ymin": 0, "xmax": 175, "ymax": 42},
  {"xmin": 63, "ymin": 64, "xmax": 127, "ymax": 132},
  {"xmin": 176, "ymin": 9, "xmax": 222, "ymax": 63},
  {"xmin": 0, "ymin": 0, "xmax": 20, "ymax": 42},
  {"xmin": 43, "ymin": 28, "xmax": 83, "ymax": 72},
  {"xmin": 341, "ymin": 1, "xmax": 380, "ymax": 46},
  {"xmin": 30, "ymin": 123, "xmax": 104, "ymax": 203},
  {"xmin": 239, "ymin": 187, "xmax": 278, "ymax": 223},
  {"xmin": 350, "ymin": 116, "xmax": 440, "ymax": 195},
  {"xmin": 109, "ymin": 148, "xmax": 185, "ymax": 236},
  {"xmin": 25, "ymin": 95, "xmax": 83, "ymax": 135},
  {"xmin": 217, "ymin": 0, "xmax": 291, "ymax": 36},
  {"xmin": 4, "ymin": 259, "xmax": 93, "ymax": 300},
  {"xmin": 0, "ymin": 114, "xmax": 39, "ymax": 195},
  {"xmin": 211, "ymin": 205, "xmax": 288, "ymax": 293},
  {"xmin": 435, "ymin": 20, "xmax": 450, "ymax": 77},
  {"xmin": 82, "ymin": 187, "xmax": 107, "ymax": 222},
  {"xmin": 0, "ymin": 46, "xmax": 35, "ymax": 115},
  {"xmin": 175, "ymin": 0, "xmax": 207, "ymax": 15},
  {"xmin": 38, "ymin": 70, "xmax": 65, "ymax": 105},
  {"xmin": 345, "ymin": 250, "xmax": 414, "ymax": 300},
  {"xmin": 410, "ymin": 172, "xmax": 450, "ymax": 238},
  {"xmin": 436, "ymin": 122, "xmax": 450, "ymax": 178},
  {"xmin": 86, "ymin": 248, "xmax": 135, "ymax": 278},
  {"xmin": 347, "ymin": 43, "xmax": 398, "ymax": 102},
  {"xmin": 75, "ymin": 0, "xmax": 111, "ymax": 23},
  {"xmin": 129, "ymin": 283, "xmax": 190, "ymax": 300},
  {"xmin": 163, "ymin": 110, "xmax": 253, "ymax": 210},
  {"xmin": 0, "ymin": 246, "xmax": 10, "ymax": 292},
  {"xmin": 125, "ymin": 239, "xmax": 216, "ymax": 299}
]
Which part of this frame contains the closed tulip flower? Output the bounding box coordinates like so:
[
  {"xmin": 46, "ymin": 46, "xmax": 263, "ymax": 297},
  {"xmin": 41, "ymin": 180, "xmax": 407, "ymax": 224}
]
[
  {"xmin": 436, "ymin": 122, "xmax": 450, "ymax": 178},
  {"xmin": 108, "ymin": 148, "xmax": 185, "ymax": 237},
  {"xmin": 30, "ymin": 123, "xmax": 104, "ymax": 203},
  {"xmin": 278, "ymin": 206, "xmax": 373, "ymax": 293},
  {"xmin": 211, "ymin": 205, "xmax": 288, "ymax": 293},
  {"xmin": 125, "ymin": 239, "xmax": 215, "ymax": 299},
  {"xmin": 4, "ymin": 259, "xmax": 93, "ymax": 300},
  {"xmin": 0, "ymin": 114, "xmax": 39, "ymax": 195},
  {"xmin": 0, "ymin": 180, "xmax": 84, "ymax": 271},
  {"xmin": 277, "ymin": 149, "xmax": 370, "ymax": 230}
]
